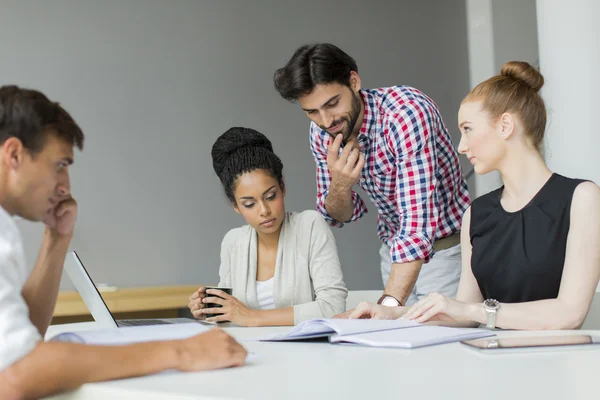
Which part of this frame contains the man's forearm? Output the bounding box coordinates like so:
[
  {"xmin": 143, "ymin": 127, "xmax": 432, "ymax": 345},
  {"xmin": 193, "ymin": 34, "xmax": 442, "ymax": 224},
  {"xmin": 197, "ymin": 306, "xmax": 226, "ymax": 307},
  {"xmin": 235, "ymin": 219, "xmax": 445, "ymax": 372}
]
[
  {"xmin": 324, "ymin": 183, "xmax": 354, "ymax": 222},
  {"xmin": 22, "ymin": 229, "xmax": 72, "ymax": 336},
  {"xmin": 0, "ymin": 340, "xmax": 178, "ymax": 399},
  {"xmin": 384, "ymin": 260, "xmax": 424, "ymax": 305}
]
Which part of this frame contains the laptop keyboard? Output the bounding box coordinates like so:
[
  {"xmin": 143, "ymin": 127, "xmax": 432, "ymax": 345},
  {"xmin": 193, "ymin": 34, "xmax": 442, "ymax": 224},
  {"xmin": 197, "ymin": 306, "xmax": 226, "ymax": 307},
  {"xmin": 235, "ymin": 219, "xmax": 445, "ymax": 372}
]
[{"xmin": 117, "ymin": 319, "xmax": 173, "ymax": 327}]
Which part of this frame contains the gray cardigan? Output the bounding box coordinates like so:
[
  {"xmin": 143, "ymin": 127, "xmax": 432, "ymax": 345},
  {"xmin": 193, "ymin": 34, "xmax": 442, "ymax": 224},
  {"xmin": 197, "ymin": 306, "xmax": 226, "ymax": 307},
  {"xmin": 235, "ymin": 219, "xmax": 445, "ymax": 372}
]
[{"xmin": 217, "ymin": 210, "xmax": 348, "ymax": 324}]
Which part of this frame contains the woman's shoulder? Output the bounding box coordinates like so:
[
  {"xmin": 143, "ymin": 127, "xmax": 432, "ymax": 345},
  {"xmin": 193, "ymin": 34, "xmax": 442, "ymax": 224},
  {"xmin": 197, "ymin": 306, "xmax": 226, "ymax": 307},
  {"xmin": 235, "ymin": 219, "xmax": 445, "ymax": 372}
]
[
  {"xmin": 286, "ymin": 211, "xmax": 335, "ymax": 252},
  {"xmin": 571, "ymin": 180, "xmax": 600, "ymax": 210},
  {"xmin": 535, "ymin": 174, "xmax": 596, "ymax": 209},
  {"xmin": 469, "ymin": 187, "xmax": 502, "ymax": 219},
  {"xmin": 287, "ymin": 210, "xmax": 329, "ymax": 228},
  {"xmin": 221, "ymin": 224, "xmax": 253, "ymax": 247},
  {"xmin": 471, "ymin": 187, "xmax": 502, "ymax": 207}
]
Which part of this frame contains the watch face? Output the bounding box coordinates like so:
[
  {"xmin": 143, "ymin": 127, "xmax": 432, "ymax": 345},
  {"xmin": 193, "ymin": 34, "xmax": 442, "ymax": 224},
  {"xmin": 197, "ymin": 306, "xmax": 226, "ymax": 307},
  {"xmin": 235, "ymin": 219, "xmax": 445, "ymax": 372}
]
[
  {"xmin": 380, "ymin": 296, "xmax": 400, "ymax": 307},
  {"xmin": 484, "ymin": 299, "xmax": 500, "ymax": 310}
]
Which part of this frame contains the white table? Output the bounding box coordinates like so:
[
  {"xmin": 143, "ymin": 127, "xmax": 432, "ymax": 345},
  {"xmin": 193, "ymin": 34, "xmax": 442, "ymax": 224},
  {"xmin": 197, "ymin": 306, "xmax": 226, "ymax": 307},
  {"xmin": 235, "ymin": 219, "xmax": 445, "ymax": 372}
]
[{"xmin": 44, "ymin": 322, "xmax": 600, "ymax": 400}]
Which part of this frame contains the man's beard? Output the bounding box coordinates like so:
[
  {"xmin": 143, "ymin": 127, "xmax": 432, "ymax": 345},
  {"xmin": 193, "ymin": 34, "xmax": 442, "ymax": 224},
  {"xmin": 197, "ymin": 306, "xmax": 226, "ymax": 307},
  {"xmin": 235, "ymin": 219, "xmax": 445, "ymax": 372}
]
[{"xmin": 321, "ymin": 91, "xmax": 362, "ymax": 144}]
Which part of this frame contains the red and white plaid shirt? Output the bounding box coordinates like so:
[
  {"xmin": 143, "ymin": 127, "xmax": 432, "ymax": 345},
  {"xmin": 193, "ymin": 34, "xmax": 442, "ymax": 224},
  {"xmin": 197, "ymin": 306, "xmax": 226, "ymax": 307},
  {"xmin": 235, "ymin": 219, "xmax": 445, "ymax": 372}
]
[{"xmin": 310, "ymin": 86, "xmax": 470, "ymax": 264}]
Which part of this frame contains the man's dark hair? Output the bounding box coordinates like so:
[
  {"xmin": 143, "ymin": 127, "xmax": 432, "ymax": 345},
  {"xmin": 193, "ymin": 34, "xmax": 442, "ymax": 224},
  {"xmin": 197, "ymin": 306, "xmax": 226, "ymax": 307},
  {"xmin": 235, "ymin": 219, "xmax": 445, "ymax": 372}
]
[
  {"xmin": 211, "ymin": 127, "xmax": 284, "ymax": 203},
  {"xmin": 0, "ymin": 85, "xmax": 84, "ymax": 154},
  {"xmin": 273, "ymin": 43, "xmax": 358, "ymax": 102}
]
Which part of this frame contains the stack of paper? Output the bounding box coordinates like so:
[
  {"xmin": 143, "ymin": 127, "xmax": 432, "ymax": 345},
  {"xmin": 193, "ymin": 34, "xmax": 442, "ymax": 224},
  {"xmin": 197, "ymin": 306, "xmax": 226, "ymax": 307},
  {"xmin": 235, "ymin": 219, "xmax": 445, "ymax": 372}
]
[
  {"xmin": 50, "ymin": 323, "xmax": 211, "ymax": 345},
  {"xmin": 262, "ymin": 318, "xmax": 494, "ymax": 349},
  {"xmin": 264, "ymin": 318, "xmax": 421, "ymax": 341},
  {"xmin": 330, "ymin": 325, "xmax": 494, "ymax": 349}
]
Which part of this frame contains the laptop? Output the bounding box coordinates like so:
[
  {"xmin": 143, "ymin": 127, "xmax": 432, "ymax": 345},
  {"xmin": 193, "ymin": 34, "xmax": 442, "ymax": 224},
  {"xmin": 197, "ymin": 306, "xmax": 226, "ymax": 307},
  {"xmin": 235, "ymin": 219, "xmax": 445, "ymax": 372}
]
[{"xmin": 64, "ymin": 250, "xmax": 200, "ymax": 328}]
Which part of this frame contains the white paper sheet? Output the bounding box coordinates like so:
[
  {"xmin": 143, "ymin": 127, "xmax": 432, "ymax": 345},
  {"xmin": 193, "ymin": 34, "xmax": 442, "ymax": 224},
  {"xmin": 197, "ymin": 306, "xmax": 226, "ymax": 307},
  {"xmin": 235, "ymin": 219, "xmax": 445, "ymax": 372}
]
[
  {"xmin": 50, "ymin": 323, "xmax": 211, "ymax": 345},
  {"xmin": 329, "ymin": 325, "xmax": 495, "ymax": 348},
  {"xmin": 264, "ymin": 318, "xmax": 421, "ymax": 341}
]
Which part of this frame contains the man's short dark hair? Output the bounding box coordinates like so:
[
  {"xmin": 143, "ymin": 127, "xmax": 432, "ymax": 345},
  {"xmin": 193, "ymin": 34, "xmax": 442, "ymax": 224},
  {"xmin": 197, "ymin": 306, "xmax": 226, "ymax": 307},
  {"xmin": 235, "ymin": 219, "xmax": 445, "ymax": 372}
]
[
  {"xmin": 0, "ymin": 85, "xmax": 84, "ymax": 153},
  {"xmin": 273, "ymin": 43, "xmax": 358, "ymax": 102}
]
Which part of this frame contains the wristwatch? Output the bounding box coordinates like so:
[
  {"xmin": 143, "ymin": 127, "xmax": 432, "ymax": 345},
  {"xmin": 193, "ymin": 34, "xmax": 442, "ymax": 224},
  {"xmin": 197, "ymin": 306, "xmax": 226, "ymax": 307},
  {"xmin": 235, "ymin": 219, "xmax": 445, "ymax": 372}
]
[
  {"xmin": 377, "ymin": 294, "xmax": 402, "ymax": 307},
  {"xmin": 483, "ymin": 299, "xmax": 500, "ymax": 329}
]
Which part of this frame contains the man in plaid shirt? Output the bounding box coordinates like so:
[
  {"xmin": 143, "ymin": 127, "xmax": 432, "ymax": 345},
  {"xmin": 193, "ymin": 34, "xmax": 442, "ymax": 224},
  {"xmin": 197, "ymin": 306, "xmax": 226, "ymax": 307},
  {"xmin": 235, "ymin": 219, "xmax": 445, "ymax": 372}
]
[{"xmin": 274, "ymin": 43, "xmax": 470, "ymax": 309}]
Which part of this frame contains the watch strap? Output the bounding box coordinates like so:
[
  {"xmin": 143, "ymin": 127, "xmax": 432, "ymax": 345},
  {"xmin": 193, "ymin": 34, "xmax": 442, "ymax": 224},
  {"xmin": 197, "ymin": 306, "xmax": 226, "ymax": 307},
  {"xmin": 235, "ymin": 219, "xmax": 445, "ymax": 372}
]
[
  {"xmin": 377, "ymin": 294, "xmax": 402, "ymax": 307},
  {"xmin": 485, "ymin": 309, "xmax": 497, "ymax": 329},
  {"xmin": 483, "ymin": 299, "xmax": 499, "ymax": 329}
]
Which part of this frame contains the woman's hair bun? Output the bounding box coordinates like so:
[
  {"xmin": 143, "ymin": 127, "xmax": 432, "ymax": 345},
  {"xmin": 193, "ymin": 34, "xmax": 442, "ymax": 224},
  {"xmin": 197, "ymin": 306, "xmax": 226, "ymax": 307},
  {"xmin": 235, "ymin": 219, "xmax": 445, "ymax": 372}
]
[
  {"xmin": 211, "ymin": 127, "xmax": 274, "ymax": 177},
  {"xmin": 500, "ymin": 61, "xmax": 544, "ymax": 93}
]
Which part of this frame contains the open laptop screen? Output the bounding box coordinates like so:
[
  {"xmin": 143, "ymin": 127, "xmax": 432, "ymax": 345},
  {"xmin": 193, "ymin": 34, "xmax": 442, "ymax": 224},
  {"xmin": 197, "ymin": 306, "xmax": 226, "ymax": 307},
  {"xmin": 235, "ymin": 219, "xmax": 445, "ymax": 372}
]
[{"xmin": 63, "ymin": 251, "xmax": 118, "ymax": 328}]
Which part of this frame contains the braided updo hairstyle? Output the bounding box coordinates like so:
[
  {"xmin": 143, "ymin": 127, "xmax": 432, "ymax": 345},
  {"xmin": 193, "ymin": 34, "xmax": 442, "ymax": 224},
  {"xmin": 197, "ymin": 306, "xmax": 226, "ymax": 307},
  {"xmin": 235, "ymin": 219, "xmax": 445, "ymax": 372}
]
[{"xmin": 211, "ymin": 127, "xmax": 284, "ymax": 203}]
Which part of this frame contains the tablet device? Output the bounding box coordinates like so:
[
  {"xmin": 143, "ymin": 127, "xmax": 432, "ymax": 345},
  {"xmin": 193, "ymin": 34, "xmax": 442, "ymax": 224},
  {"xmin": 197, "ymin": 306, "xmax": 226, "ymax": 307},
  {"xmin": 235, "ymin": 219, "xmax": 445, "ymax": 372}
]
[{"xmin": 461, "ymin": 334, "xmax": 600, "ymax": 353}]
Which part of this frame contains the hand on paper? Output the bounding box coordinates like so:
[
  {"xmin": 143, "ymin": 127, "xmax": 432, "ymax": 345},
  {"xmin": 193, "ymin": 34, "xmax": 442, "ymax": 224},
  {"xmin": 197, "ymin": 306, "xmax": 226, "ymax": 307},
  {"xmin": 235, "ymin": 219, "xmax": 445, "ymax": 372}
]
[
  {"xmin": 177, "ymin": 328, "xmax": 247, "ymax": 371},
  {"xmin": 333, "ymin": 308, "xmax": 355, "ymax": 318},
  {"xmin": 402, "ymin": 292, "xmax": 471, "ymax": 323},
  {"xmin": 346, "ymin": 302, "xmax": 405, "ymax": 320},
  {"xmin": 202, "ymin": 289, "xmax": 258, "ymax": 326}
]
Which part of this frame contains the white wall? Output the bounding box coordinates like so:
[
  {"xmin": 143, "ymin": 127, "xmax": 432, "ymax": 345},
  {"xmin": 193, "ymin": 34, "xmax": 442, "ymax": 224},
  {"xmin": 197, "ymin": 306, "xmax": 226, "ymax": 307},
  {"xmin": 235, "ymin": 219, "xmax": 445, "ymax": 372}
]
[
  {"xmin": 0, "ymin": 0, "xmax": 470, "ymax": 290},
  {"xmin": 536, "ymin": 0, "xmax": 600, "ymax": 293},
  {"xmin": 536, "ymin": 0, "xmax": 600, "ymax": 185}
]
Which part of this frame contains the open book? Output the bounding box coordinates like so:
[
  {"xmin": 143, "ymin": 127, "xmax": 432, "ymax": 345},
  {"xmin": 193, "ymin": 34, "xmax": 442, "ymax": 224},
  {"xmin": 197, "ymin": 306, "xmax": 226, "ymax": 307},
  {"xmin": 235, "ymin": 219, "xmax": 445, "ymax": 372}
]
[
  {"xmin": 329, "ymin": 325, "xmax": 494, "ymax": 349},
  {"xmin": 263, "ymin": 318, "xmax": 421, "ymax": 341},
  {"xmin": 50, "ymin": 323, "xmax": 211, "ymax": 345},
  {"xmin": 262, "ymin": 318, "xmax": 494, "ymax": 349}
]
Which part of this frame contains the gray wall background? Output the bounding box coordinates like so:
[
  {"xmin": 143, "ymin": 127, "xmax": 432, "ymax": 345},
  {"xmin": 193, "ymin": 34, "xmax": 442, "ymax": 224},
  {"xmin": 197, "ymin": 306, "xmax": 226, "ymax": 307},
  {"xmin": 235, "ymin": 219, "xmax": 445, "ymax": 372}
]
[
  {"xmin": 464, "ymin": 0, "xmax": 539, "ymax": 197},
  {"xmin": 0, "ymin": 0, "xmax": 470, "ymax": 291},
  {"xmin": 492, "ymin": 0, "xmax": 539, "ymax": 71}
]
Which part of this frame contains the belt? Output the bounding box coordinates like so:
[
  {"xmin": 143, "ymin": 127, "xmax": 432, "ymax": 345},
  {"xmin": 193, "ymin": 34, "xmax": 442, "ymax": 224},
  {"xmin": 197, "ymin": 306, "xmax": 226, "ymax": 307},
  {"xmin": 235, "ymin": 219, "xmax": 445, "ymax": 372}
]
[{"xmin": 433, "ymin": 232, "xmax": 461, "ymax": 252}]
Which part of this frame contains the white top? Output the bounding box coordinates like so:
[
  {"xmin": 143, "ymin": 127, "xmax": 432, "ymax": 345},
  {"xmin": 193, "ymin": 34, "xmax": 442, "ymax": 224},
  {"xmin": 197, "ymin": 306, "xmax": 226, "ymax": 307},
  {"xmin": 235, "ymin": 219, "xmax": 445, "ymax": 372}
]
[
  {"xmin": 0, "ymin": 206, "xmax": 41, "ymax": 371},
  {"xmin": 218, "ymin": 210, "xmax": 347, "ymax": 324},
  {"xmin": 255, "ymin": 278, "xmax": 275, "ymax": 310}
]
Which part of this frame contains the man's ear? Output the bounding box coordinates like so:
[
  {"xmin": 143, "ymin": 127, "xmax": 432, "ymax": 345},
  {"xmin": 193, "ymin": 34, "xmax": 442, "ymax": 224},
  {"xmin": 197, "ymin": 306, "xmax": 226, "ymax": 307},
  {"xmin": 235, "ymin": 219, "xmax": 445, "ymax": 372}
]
[
  {"xmin": 349, "ymin": 71, "xmax": 362, "ymax": 92},
  {"xmin": 2, "ymin": 137, "xmax": 26, "ymax": 170},
  {"xmin": 498, "ymin": 112, "xmax": 516, "ymax": 140}
]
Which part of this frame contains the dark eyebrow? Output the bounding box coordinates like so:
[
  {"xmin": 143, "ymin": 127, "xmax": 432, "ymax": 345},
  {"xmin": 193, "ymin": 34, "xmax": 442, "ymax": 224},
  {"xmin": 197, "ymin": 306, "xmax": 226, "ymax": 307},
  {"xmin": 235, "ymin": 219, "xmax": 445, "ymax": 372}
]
[
  {"xmin": 239, "ymin": 185, "xmax": 276, "ymax": 200},
  {"xmin": 263, "ymin": 185, "xmax": 276, "ymax": 195},
  {"xmin": 301, "ymin": 95, "xmax": 340, "ymax": 112}
]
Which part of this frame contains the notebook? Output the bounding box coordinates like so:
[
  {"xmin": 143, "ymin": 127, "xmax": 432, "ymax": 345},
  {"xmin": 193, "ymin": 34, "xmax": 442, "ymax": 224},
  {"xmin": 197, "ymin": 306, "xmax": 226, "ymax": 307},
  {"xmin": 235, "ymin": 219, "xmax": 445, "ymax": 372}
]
[
  {"xmin": 262, "ymin": 318, "xmax": 421, "ymax": 341},
  {"xmin": 50, "ymin": 322, "xmax": 211, "ymax": 346},
  {"xmin": 329, "ymin": 325, "xmax": 495, "ymax": 349}
]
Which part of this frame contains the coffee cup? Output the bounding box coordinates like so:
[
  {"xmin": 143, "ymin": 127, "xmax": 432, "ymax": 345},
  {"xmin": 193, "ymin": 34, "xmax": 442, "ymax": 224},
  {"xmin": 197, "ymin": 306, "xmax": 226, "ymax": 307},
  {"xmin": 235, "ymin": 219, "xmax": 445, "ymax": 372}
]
[{"xmin": 204, "ymin": 287, "xmax": 233, "ymax": 319}]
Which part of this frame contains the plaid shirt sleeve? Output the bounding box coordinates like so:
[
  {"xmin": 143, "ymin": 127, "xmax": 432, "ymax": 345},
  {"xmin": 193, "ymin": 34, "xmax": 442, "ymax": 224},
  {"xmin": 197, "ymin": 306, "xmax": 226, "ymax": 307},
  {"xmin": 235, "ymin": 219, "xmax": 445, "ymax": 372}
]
[
  {"xmin": 309, "ymin": 123, "xmax": 368, "ymax": 227},
  {"xmin": 388, "ymin": 101, "xmax": 440, "ymax": 264}
]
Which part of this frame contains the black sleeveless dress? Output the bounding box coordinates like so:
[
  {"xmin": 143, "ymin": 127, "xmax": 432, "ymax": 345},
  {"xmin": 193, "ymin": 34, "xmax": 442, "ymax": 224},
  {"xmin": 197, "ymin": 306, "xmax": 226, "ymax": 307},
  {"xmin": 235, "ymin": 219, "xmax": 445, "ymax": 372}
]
[{"xmin": 470, "ymin": 174, "xmax": 585, "ymax": 303}]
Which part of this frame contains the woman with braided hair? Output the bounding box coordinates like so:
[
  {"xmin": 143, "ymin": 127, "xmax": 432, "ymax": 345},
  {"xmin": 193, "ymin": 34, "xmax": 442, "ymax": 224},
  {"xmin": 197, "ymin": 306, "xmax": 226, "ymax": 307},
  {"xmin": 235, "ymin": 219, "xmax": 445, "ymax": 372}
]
[{"xmin": 188, "ymin": 127, "xmax": 347, "ymax": 326}]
